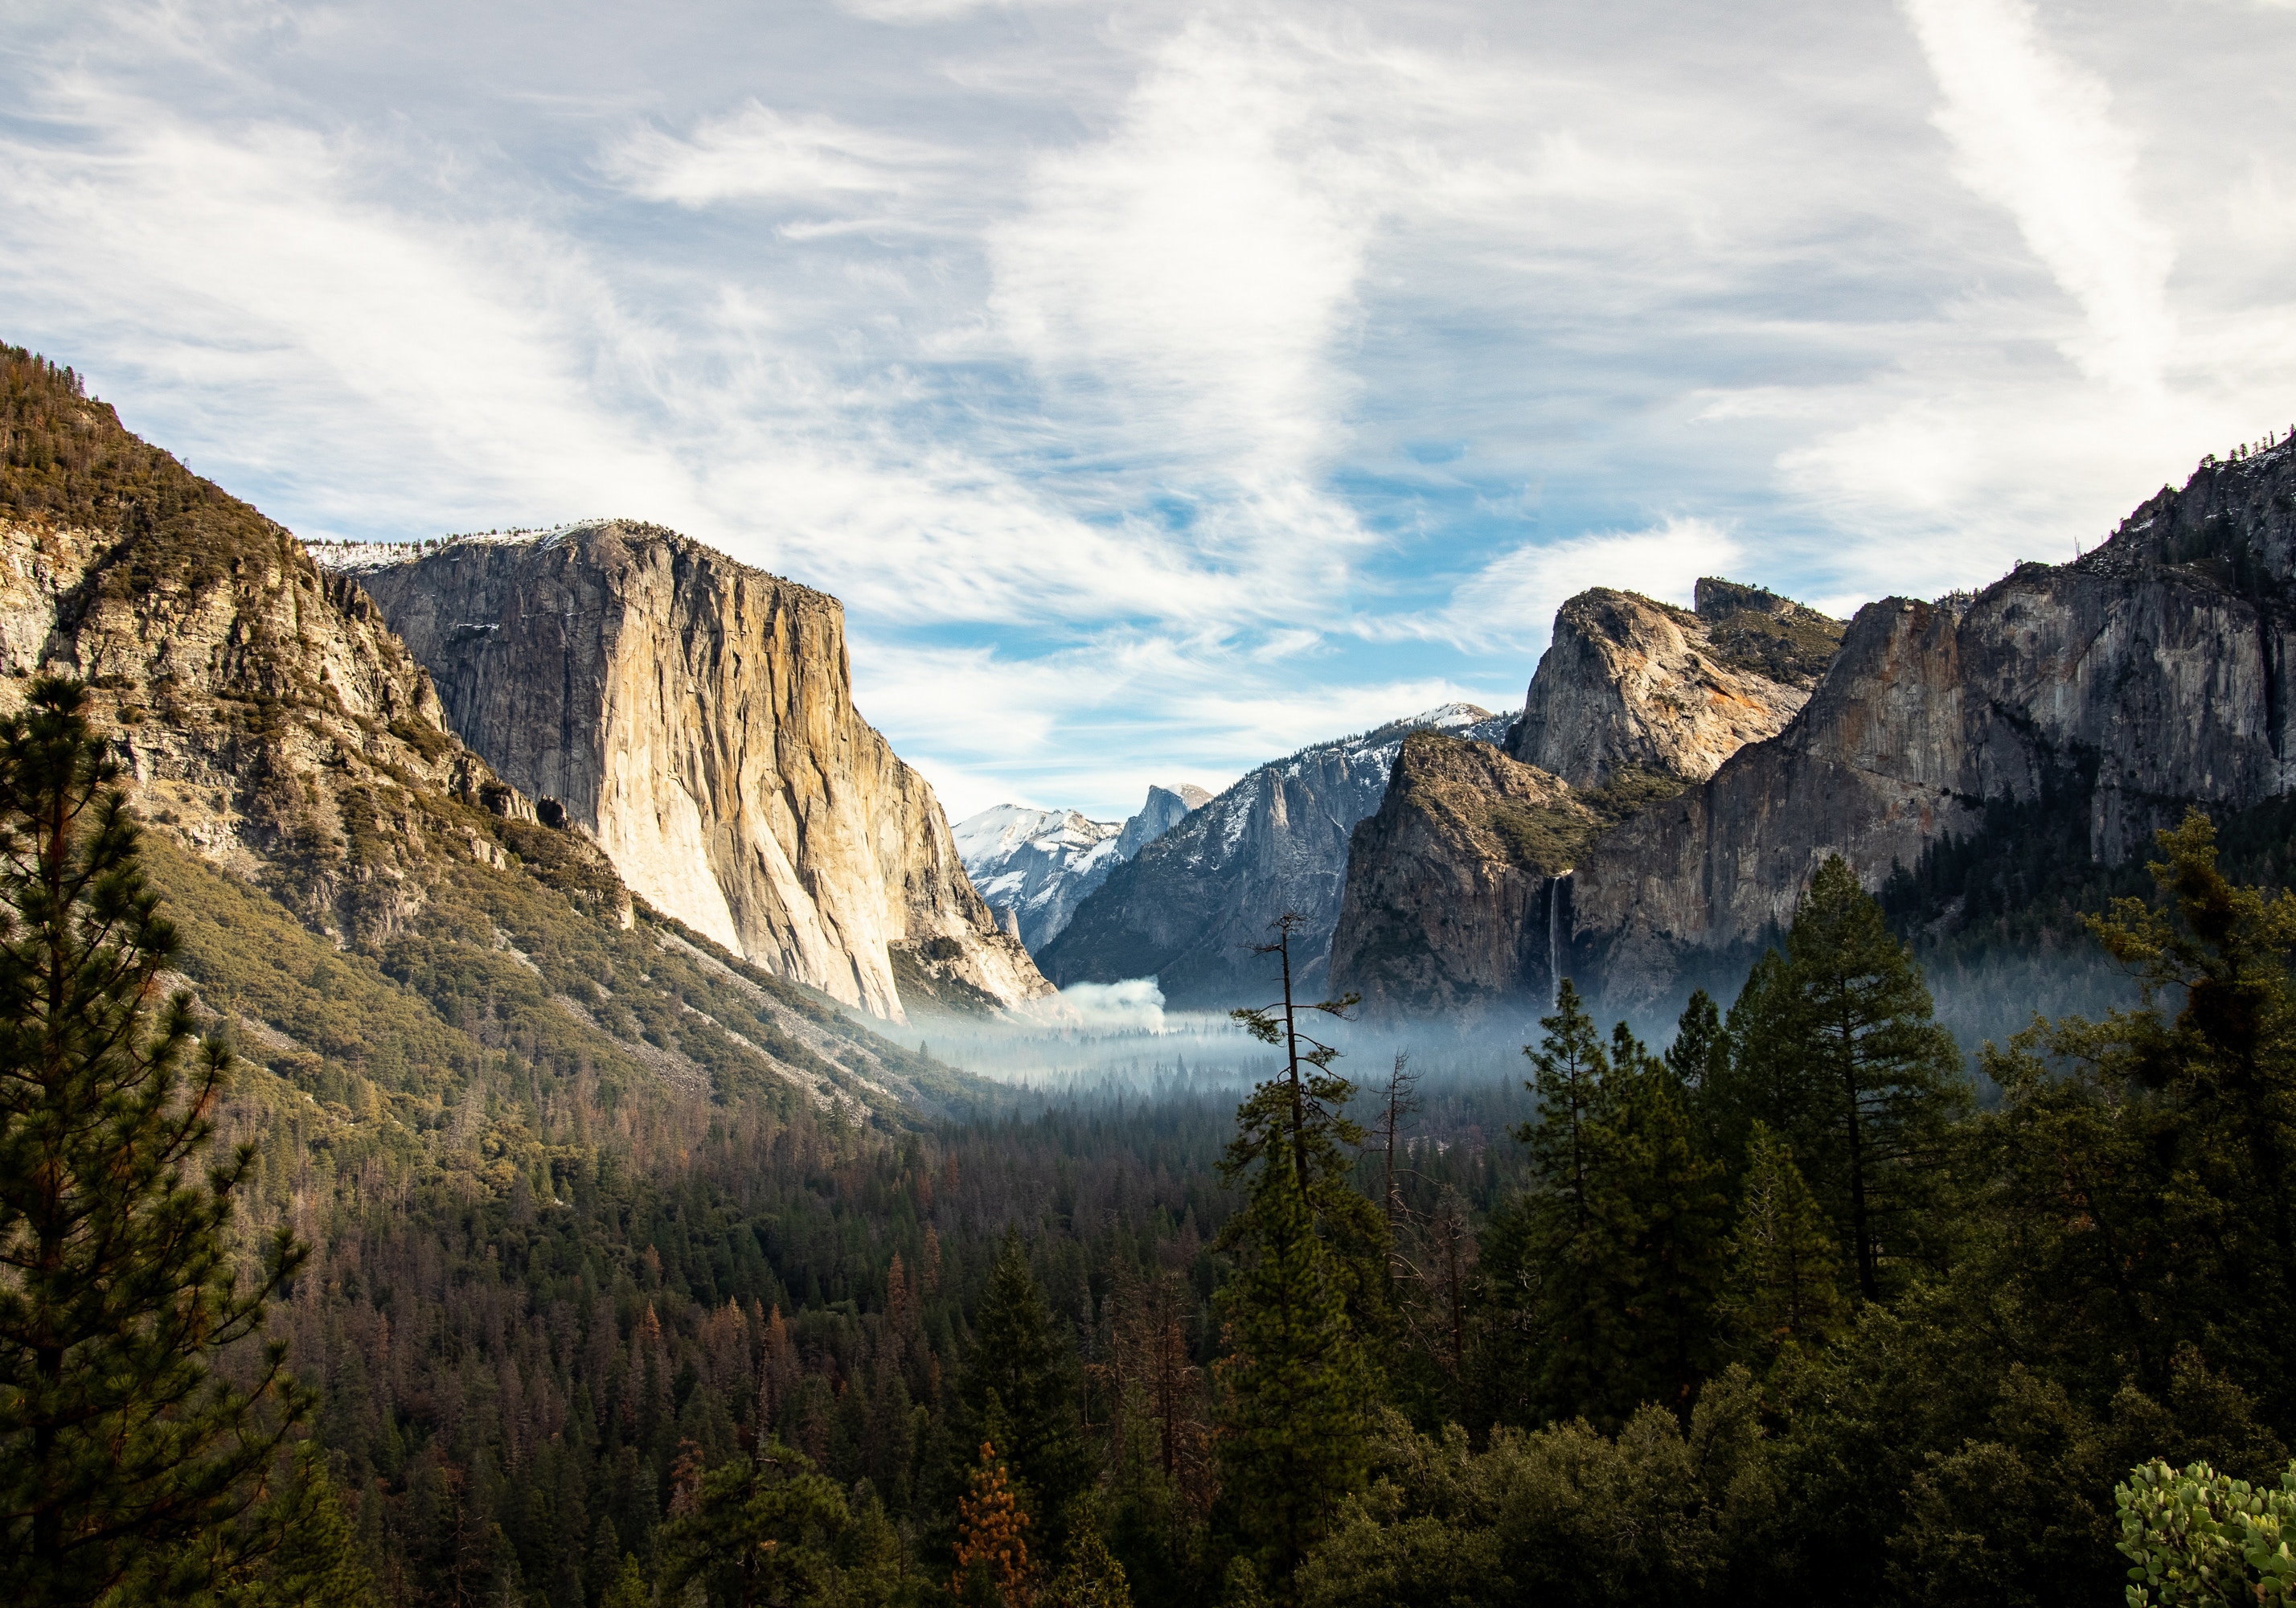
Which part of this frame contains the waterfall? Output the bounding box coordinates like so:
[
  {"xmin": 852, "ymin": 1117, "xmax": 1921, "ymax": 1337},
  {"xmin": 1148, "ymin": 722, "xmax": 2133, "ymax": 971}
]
[{"xmin": 1548, "ymin": 877, "xmax": 1560, "ymax": 1005}]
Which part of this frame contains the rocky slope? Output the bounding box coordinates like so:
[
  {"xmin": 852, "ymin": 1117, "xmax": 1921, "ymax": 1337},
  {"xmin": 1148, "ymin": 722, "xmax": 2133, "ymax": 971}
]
[
  {"xmin": 0, "ymin": 343, "xmax": 980, "ymax": 1123},
  {"xmin": 1327, "ymin": 733, "xmax": 1590, "ymax": 1018},
  {"xmin": 1038, "ymin": 704, "xmax": 1515, "ymax": 1009},
  {"xmin": 1509, "ymin": 580, "xmax": 1842, "ymax": 788},
  {"xmin": 1333, "ymin": 580, "xmax": 1840, "ymax": 1020},
  {"xmin": 955, "ymin": 782, "xmax": 1209, "ymax": 953},
  {"xmin": 328, "ymin": 524, "xmax": 1052, "ymax": 1024},
  {"xmin": 1572, "ymin": 441, "xmax": 2296, "ymax": 1009}
]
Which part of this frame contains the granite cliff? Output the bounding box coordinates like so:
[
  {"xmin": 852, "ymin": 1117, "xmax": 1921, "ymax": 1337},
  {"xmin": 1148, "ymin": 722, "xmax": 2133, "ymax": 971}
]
[
  {"xmin": 0, "ymin": 344, "xmax": 976, "ymax": 1122},
  {"xmin": 1571, "ymin": 442, "xmax": 2296, "ymax": 1009},
  {"xmin": 1509, "ymin": 580, "xmax": 1841, "ymax": 788},
  {"xmin": 1331, "ymin": 580, "xmax": 1840, "ymax": 1019},
  {"xmin": 1039, "ymin": 704, "xmax": 1515, "ymax": 1009},
  {"xmin": 333, "ymin": 524, "xmax": 1053, "ymax": 1023},
  {"xmin": 1326, "ymin": 733, "xmax": 1589, "ymax": 1018}
]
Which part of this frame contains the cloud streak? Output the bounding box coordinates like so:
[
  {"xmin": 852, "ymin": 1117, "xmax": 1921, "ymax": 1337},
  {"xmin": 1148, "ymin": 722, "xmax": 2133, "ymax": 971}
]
[{"xmin": 0, "ymin": 0, "xmax": 2290, "ymax": 818}]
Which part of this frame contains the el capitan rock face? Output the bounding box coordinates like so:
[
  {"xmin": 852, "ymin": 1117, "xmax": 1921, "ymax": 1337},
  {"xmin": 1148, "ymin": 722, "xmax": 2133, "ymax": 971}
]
[
  {"xmin": 1571, "ymin": 443, "xmax": 2296, "ymax": 1008},
  {"xmin": 337, "ymin": 523, "xmax": 1052, "ymax": 1023},
  {"xmin": 1509, "ymin": 581, "xmax": 1842, "ymax": 789}
]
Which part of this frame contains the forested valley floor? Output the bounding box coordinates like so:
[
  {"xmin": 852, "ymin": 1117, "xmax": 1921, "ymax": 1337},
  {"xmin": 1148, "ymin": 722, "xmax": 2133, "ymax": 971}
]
[{"xmin": 109, "ymin": 822, "xmax": 2286, "ymax": 1608}]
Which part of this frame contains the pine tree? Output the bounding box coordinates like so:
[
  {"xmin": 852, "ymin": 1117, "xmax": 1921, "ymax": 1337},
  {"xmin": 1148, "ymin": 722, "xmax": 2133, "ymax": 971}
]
[
  {"xmin": 953, "ymin": 1441, "xmax": 1036, "ymax": 1608},
  {"xmin": 1214, "ymin": 1159, "xmax": 1371, "ymax": 1589},
  {"xmin": 597, "ymin": 1553, "xmax": 646, "ymax": 1608},
  {"xmin": 657, "ymin": 1438, "xmax": 848, "ymax": 1608},
  {"xmin": 1513, "ymin": 979, "xmax": 1613, "ymax": 1237},
  {"xmin": 1721, "ymin": 1122, "xmax": 1845, "ymax": 1362},
  {"xmin": 1780, "ymin": 855, "xmax": 1970, "ymax": 1298},
  {"xmin": 1705, "ymin": 857, "xmax": 1969, "ymax": 1298},
  {"xmin": 1216, "ymin": 913, "xmax": 1381, "ymax": 1589},
  {"xmin": 1666, "ymin": 989, "xmax": 1728, "ymax": 1096},
  {"xmin": 1043, "ymin": 1497, "xmax": 1134, "ymax": 1608},
  {"xmin": 958, "ymin": 1231, "xmax": 1089, "ymax": 1538},
  {"xmin": 1701, "ymin": 950, "xmax": 1832, "ymax": 1182},
  {"xmin": 1582, "ymin": 1060, "xmax": 1729, "ymax": 1416},
  {"xmin": 0, "ymin": 680, "xmax": 311, "ymax": 1602},
  {"xmin": 1490, "ymin": 986, "xmax": 1728, "ymax": 1425}
]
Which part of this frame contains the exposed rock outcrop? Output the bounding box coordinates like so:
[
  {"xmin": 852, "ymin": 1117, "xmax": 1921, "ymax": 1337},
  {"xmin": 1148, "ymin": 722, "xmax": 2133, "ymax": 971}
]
[
  {"xmin": 955, "ymin": 782, "xmax": 1209, "ymax": 953},
  {"xmin": 333, "ymin": 524, "xmax": 1053, "ymax": 1023},
  {"xmin": 1509, "ymin": 582, "xmax": 1842, "ymax": 788},
  {"xmin": 1039, "ymin": 704, "xmax": 1516, "ymax": 1009},
  {"xmin": 1571, "ymin": 443, "xmax": 2296, "ymax": 1009},
  {"xmin": 0, "ymin": 343, "xmax": 1008, "ymax": 1127},
  {"xmin": 1334, "ymin": 580, "xmax": 1840, "ymax": 1020},
  {"xmin": 0, "ymin": 371, "xmax": 550, "ymax": 951},
  {"xmin": 1327, "ymin": 733, "xmax": 1589, "ymax": 1019},
  {"xmin": 1116, "ymin": 783, "xmax": 1213, "ymax": 859}
]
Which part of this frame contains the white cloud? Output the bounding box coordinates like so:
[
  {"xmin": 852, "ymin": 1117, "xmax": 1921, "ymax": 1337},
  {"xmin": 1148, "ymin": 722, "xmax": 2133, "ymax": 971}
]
[
  {"xmin": 987, "ymin": 16, "xmax": 1405, "ymax": 516},
  {"xmin": 6, "ymin": 0, "xmax": 2295, "ymax": 825},
  {"xmin": 1903, "ymin": 0, "xmax": 2175, "ymax": 390},
  {"xmin": 601, "ymin": 101, "xmax": 936, "ymax": 207},
  {"xmin": 1376, "ymin": 518, "xmax": 1744, "ymax": 651},
  {"xmin": 1059, "ymin": 978, "xmax": 1166, "ymax": 1030}
]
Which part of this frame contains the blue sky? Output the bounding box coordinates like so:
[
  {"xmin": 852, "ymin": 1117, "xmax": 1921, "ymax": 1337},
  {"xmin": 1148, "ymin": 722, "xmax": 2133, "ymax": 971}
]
[{"xmin": 4, "ymin": 0, "xmax": 2294, "ymax": 819}]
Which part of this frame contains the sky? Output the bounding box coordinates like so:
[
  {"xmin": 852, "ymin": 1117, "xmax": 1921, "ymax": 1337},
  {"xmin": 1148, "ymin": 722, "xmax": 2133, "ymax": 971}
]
[{"xmin": 3, "ymin": 0, "xmax": 2294, "ymax": 821}]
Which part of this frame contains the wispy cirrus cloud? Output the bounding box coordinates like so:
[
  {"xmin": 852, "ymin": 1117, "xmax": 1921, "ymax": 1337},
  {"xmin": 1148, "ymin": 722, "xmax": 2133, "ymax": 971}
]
[
  {"xmin": 1904, "ymin": 0, "xmax": 2175, "ymax": 390},
  {"xmin": 2, "ymin": 0, "xmax": 2293, "ymax": 819},
  {"xmin": 601, "ymin": 101, "xmax": 942, "ymax": 207}
]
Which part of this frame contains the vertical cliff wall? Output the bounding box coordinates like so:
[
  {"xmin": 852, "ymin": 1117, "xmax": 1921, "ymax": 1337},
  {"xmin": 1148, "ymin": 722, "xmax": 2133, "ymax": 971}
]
[
  {"xmin": 1571, "ymin": 443, "xmax": 2296, "ymax": 1008},
  {"xmin": 1332, "ymin": 581, "xmax": 1839, "ymax": 1020},
  {"xmin": 1326, "ymin": 732, "xmax": 1589, "ymax": 1019},
  {"xmin": 338, "ymin": 523, "xmax": 1052, "ymax": 1023}
]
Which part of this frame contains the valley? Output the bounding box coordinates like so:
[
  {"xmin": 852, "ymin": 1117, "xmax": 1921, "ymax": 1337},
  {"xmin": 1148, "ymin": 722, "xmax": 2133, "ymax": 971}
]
[{"xmin": 8, "ymin": 342, "xmax": 2296, "ymax": 1608}]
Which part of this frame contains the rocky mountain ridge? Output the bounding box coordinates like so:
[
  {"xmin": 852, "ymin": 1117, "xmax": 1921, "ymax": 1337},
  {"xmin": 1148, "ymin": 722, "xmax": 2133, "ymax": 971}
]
[
  {"xmin": 1038, "ymin": 702, "xmax": 1515, "ymax": 1008},
  {"xmin": 1509, "ymin": 580, "xmax": 1842, "ymax": 788},
  {"xmin": 1333, "ymin": 580, "xmax": 1843, "ymax": 1020},
  {"xmin": 0, "ymin": 344, "xmax": 977, "ymax": 1122},
  {"xmin": 1570, "ymin": 441, "xmax": 2296, "ymax": 1010},
  {"xmin": 327, "ymin": 523, "xmax": 1052, "ymax": 1024},
  {"xmin": 954, "ymin": 782, "xmax": 1210, "ymax": 953}
]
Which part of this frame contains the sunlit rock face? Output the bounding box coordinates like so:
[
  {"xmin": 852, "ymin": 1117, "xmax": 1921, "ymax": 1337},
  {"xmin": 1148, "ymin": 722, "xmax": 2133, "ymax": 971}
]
[
  {"xmin": 1328, "ymin": 732, "xmax": 1588, "ymax": 1021},
  {"xmin": 1330, "ymin": 581, "xmax": 1841, "ymax": 1023},
  {"xmin": 341, "ymin": 522, "xmax": 1052, "ymax": 1023},
  {"xmin": 1571, "ymin": 445, "xmax": 2296, "ymax": 1009},
  {"xmin": 1510, "ymin": 581, "xmax": 1842, "ymax": 790}
]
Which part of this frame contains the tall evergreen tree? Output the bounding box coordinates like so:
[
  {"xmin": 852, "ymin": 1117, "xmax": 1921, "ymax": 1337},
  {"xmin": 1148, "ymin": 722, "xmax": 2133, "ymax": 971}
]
[
  {"xmin": 1701, "ymin": 950, "xmax": 1831, "ymax": 1182},
  {"xmin": 0, "ymin": 680, "xmax": 311, "ymax": 1603},
  {"xmin": 1785, "ymin": 856, "xmax": 1969, "ymax": 1297},
  {"xmin": 1216, "ymin": 913, "xmax": 1379, "ymax": 1594},
  {"xmin": 1711, "ymin": 857, "xmax": 1968, "ymax": 1298},
  {"xmin": 1487, "ymin": 982, "xmax": 1728, "ymax": 1425},
  {"xmin": 1720, "ymin": 1122, "xmax": 1845, "ymax": 1363},
  {"xmin": 1513, "ymin": 980, "xmax": 1612, "ymax": 1239},
  {"xmin": 1666, "ymin": 989, "xmax": 1729, "ymax": 1097},
  {"xmin": 1214, "ymin": 1159, "xmax": 1371, "ymax": 1592},
  {"xmin": 958, "ymin": 1230, "xmax": 1090, "ymax": 1539}
]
